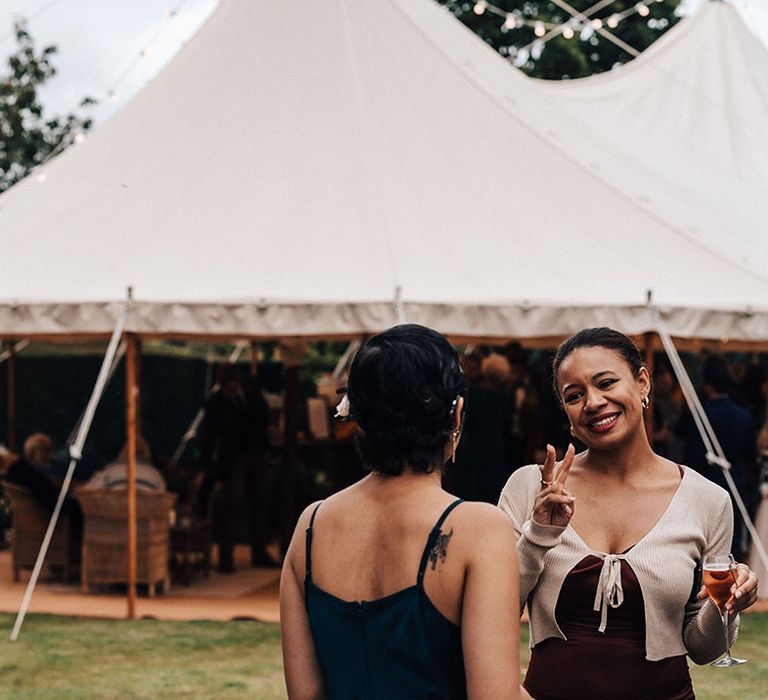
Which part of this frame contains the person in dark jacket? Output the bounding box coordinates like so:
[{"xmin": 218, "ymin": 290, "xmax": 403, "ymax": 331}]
[
  {"xmin": 196, "ymin": 365, "xmax": 271, "ymax": 572},
  {"xmin": 5, "ymin": 433, "xmax": 83, "ymax": 539}
]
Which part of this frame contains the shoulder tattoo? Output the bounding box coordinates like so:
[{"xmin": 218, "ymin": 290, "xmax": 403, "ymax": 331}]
[{"xmin": 428, "ymin": 528, "xmax": 454, "ymax": 571}]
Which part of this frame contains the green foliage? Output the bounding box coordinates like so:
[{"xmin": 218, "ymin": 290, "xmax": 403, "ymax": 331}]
[
  {"xmin": 436, "ymin": 0, "xmax": 682, "ymax": 79},
  {"xmin": 0, "ymin": 21, "xmax": 94, "ymax": 193}
]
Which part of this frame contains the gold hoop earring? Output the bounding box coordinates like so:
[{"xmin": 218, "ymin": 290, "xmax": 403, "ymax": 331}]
[{"xmin": 641, "ymin": 395, "xmax": 650, "ymax": 410}]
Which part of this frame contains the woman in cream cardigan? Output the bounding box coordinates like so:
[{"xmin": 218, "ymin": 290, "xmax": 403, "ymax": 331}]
[{"xmin": 499, "ymin": 328, "xmax": 759, "ymax": 699}]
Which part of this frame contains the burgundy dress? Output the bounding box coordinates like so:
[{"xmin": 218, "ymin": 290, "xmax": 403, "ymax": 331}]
[{"xmin": 524, "ymin": 555, "xmax": 695, "ymax": 700}]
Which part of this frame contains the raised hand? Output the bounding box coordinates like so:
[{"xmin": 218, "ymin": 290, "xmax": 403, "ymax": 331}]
[{"xmin": 532, "ymin": 443, "xmax": 576, "ymax": 528}]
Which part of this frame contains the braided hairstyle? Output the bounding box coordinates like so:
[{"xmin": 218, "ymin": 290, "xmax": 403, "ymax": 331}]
[{"xmin": 347, "ymin": 324, "xmax": 466, "ymax": 476}]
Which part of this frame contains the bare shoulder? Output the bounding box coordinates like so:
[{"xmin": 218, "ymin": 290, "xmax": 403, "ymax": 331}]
[
  {"xmin": 284, "ymin": 499, "xmax": 324, "ymax": 576},
  {"xmin": 295, "ymin": 499, "xmax": 325, "ymax": 531},
  {"xmin": 450, "ymin": 501, "xmax": 517, "ymax": 544}
]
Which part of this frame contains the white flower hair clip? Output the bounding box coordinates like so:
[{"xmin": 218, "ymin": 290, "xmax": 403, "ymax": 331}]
[{"xmin": 335, "ymin": 394, "xmax": 350, "ymax": 419}]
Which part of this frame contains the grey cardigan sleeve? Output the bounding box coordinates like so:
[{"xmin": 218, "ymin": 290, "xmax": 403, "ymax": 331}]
[
  {"xmin": 682, "ymin": 492, "xmax": 739, "ymax": 665},
  {"xmin": 498, "ymin": 469, "xmax": 566, "ymax": 609}
]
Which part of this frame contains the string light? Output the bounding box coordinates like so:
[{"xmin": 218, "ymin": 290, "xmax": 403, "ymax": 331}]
[
  {"xmin": 465, "ymin": 0, "xmax": 660, "ymax": 61},
  {"xmin": 73, "ymin": 133, "xmax": 86, "ymax": 144}
]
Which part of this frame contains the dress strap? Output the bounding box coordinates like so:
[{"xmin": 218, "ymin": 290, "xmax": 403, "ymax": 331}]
[
  {"xmin": 305, "ymin": 502, "xmax": 323, "ymax": 582},
  {"xmin": 417, "ymin": 499, "xmax": 464, "ymax": 586}
]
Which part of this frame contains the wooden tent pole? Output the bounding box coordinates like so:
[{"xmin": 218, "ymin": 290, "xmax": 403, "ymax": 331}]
[
  {"xmin": 135, "ymin": 337, "xmax": 143, "ymax": 434},
  {"xmin": 280, "ymin": 364, "xmax": 299, "ymax": 556},
  {"xmin": 644, "ymin": 332, "xmax": 655, "ymax": 441},
  {"xmin": 125, "ymin": 333, "xmax": 139, "ymax": 619},
  {"xmin": 250, "ymin": 341, "xmax": 259, "ymax": 377},
  {"xmin": 7, "ymin": 342, "xmax": 16, "ymax": 453}
]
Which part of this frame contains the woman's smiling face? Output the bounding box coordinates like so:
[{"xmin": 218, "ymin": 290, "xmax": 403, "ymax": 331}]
[{"xmin": 556, "ymin": 345, "xmax": 650, "ymax": 449}]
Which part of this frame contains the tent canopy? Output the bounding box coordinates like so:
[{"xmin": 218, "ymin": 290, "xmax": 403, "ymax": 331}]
[{"xmin": 0, "ymin": 0, "xmax": 766, "ymax": 340}]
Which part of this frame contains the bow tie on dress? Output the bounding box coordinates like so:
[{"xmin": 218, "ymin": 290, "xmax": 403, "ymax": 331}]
[{"xmin": 593, "ymin": 554, "xmax": 625, "ymax": 633}]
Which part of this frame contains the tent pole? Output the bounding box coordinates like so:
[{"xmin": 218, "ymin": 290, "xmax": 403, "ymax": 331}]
[
  {"xmin": 280, "ymin": 348, "xmax": 301, "ymax": 556},
  {"xmin": 7, "ymin": 341, "xmax": 16, "ymax": 453},
  {"xmin": 652, "ymin": 309, "xmax": 768, "ymax": 572},
  {"xmin": 643, "ymin": 332, "xmax": 655, "ymax": 441},
  {"xmin": 135, "ymin": 337, "xmax": 143, "ymax": 434},
  {"xmin": 125, "ymin": 333, "xmax": 139, "ymax": 619},
  {"xmin": 250, "ymin": 341, "xmax": 259, "ymax": 377},
  {"xmin": 10, "ymin": 306, "xmax": 128, "ymax": 641}
]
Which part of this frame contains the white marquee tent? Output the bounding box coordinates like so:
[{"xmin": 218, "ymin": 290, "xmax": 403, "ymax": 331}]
[
  {"xmin": 8, "ymin": 0, "xmax": 768, "ymax": 634},
  {"xmin": 533, "ymin": 1, "xmax": 768, "ymax": 294},
  {"xmin": 0, "ymin": 0, "xmax": 766, "ymax": 341}
]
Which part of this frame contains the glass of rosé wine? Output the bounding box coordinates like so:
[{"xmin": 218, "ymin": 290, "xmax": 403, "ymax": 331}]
[{"xmin": 702, "ymin": 554, "xmax": 746, "ymax": 667}]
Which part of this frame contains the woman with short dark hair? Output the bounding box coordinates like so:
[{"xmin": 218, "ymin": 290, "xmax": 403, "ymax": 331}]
[
  {"xmin": 281, "ymin": 324, "xmax": 526, "ymax": 699},
  {"xmin": 499, "ymin": 327, "xmax": 759, "ymax": 699}
]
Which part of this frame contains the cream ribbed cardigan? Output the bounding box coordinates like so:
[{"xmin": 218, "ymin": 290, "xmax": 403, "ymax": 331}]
[{"xmin": 498, "ymin": 465, "xmax": 739, "ymax": 663}]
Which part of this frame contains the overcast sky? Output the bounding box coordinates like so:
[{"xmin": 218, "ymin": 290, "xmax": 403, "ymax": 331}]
[{"xmin": 0, "ymin": 0, "xmax": 766, "ymax": 128}]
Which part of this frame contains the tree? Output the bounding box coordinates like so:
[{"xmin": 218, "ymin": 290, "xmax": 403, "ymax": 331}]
[
  {"xmin": 436, "ymin": 0, "xmax": 683, "ymax": 79},
  {"xmin": 0, "ymin": 21, "xmax": 94, "ymax": 193}
]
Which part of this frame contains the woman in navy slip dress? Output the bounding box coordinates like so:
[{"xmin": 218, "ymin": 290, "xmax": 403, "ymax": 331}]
[{"xmin": 280, "ymin": 324, "xmax": 527, "ymax": 700}]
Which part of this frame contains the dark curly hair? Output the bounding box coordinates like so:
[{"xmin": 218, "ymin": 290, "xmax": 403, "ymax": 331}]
[
  {"xmin": 552, "ymin": 327, "xmax": 645, "ymax": 397},
  {"xmin": 347, "ymin": 324, "xmax": 466, "ymax": 476}
]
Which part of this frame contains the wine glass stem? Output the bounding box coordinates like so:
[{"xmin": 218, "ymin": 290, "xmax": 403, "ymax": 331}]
[{"xmin": 721, "ymin": 610, "xmax": 731, "ymax": 660}]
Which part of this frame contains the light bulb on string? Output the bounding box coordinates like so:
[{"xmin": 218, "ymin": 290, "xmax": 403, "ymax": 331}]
[
  {"xmin": 36, "ymin": 172, "xmax": 47, "ymax": 183},
  {"xmin": 503, "ymin": 14, "xmax": 517, "ymax": 30},
  {"xmin": 636, "ymin": 3, "xmax": 650, "ymax": 17},
  {"xmin": 473, "ymin": 1, "xmax": 487, "ymax": 15},
  {"xmin": 562, "ymin": 25, "xmax": 575, "ymax": 39},
  {"xmin": 74, "ymin": 133, "xmax": 86, "ymax": 144},
  {"xmin": 607, "ymin": 14, "xmax": 619, "ymax": 28},
  {"xmin": 591, "ymin": 18, "xmax": 603, "ymax": 30},
  {"xmin": 534, "ymin": 21, "xmax": 546, "ymax": 37}
]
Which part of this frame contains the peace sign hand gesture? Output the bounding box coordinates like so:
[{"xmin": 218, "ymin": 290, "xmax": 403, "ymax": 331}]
[{"xmin": 532, "ymin": 443, "xmax": 576, "ymax": 528}]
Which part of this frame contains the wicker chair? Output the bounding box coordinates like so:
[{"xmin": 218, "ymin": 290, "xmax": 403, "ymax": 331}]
[
  {"xmin": 2, "ymin": 480, "xmax": 78, "ymax": 582},
  {"xmin": 75, "ymin": 487, "xmax": 176, "ymax": 597}
]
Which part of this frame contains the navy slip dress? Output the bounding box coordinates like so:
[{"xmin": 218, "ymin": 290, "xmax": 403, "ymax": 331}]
[{"xmin": 305, "ymin": 499, "xmax": 467, "ymax": 699}]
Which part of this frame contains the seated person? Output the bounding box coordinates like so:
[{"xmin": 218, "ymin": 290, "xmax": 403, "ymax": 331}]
[
  {"xmin": 4, "ymin": 433, "xmax": 83, "ymax": 536},
  {"xmin": 84, "ymin": 437, "xmax": 166, "ymax": 491}
]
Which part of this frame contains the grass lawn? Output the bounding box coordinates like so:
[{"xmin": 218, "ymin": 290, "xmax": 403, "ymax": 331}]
[{"xmin": 0, "ymin": 613, "xmax": 765, "ymax": 699}]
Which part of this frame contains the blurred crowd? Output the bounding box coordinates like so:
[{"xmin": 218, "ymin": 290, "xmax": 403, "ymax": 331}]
[{"xmin": 446, "ymin": 344, "xmax": 768, "ymax": 563}]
